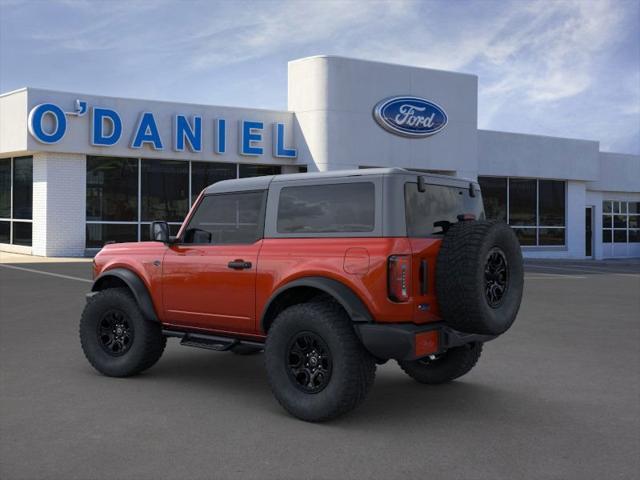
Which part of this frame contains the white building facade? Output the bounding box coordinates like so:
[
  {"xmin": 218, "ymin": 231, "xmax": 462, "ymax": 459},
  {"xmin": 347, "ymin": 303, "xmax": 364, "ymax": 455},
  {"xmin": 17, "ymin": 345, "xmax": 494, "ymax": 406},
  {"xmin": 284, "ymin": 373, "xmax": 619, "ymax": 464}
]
[{"xmin": 0, "ymin": 56, "xmax": 638, "ymax": 258}]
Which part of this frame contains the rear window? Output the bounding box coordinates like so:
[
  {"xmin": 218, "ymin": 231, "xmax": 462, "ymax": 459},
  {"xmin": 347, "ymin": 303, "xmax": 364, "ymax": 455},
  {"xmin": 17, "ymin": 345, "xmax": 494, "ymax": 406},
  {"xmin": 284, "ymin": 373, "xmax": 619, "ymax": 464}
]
[
  {"xmin": 277, "ymin": 182, "xmax": 375, "ymax": 234},
  {"xmin": 405, "ymin": 182, "xmax": 485, "ymax": 237}
]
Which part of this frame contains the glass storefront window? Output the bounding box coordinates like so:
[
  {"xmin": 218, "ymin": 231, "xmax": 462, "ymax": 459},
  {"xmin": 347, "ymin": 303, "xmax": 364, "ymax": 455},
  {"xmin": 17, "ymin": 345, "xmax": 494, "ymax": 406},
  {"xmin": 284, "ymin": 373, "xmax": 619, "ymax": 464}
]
[
  {"xmin": 239, "ymin": 164, "xmax": 281, "ymax": 178},
  {"xmin": 191, "ymin": 162, "xmax": 236, "ymax": 203},
  {"xmin": 0, "ymin": 220, "xmax": 9, "ymax": 243},
  {"xmin": 85, "ymin": 156, "xmax": 287, "ymax": 249},
  {"xmin": 479, "ymin": 176, "xmax": 566, "ymax": 247},
  {"xmin": 13, "ymin": 156, "xmax": 33, "ymax": 219},
  {"xmin": 478, "ymin": 177, "xmax": 507, "ymax": 222},
  {"xmin": 141, "ymin": 160, "xmax": 189, "ymax": 222},
  {"xmin": 86, "ymin": 157, "xmax": 138, "ymax": 221},
  {"xmin": 86, "ymin": 224, "xmax": 138, "ymax": 248},
  {"xmin": 508, "ymin": 179, "xmax": 537, "ymax": 226},
  {"xmin": 0, "ymin": 159, "xmax": 10, "ymax": 218},
  {"xmin": 539, "ymin": 180, "xmax": 565, "ymax": 226},
  {"xmin": 603, "ymin": 200, "xmax": 639, "ymax": 247},
  {"xmin": 0, "ymin": 156, "xmax": 33, "ymax": 246}
]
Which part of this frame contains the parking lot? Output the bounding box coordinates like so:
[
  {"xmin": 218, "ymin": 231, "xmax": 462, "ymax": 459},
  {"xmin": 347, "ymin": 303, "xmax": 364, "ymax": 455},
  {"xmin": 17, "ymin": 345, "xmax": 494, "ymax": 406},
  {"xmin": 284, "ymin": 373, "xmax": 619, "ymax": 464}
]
[{"xmin": 1, "ymin": 256, "xmax": 639, "ymax": 480}]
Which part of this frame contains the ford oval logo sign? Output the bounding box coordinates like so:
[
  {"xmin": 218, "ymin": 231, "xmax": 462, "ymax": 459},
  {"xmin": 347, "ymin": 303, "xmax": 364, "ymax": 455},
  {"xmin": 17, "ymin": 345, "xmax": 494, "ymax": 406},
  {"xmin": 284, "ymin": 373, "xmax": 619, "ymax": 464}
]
[{"xmin": 373, "ymin": 96, "xmax": 447, "ymax": 138}]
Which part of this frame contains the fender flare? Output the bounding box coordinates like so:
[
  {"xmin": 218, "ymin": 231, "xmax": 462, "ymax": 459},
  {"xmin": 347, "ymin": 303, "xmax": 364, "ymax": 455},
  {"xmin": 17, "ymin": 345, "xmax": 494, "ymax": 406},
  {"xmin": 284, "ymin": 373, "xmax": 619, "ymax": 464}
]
[
  {"xmin": 92, "ymin": 268, "xmax": 159, "ymax": 323},
  {"xmin": 260, "ymin": 276, "xmax": 373, "ymax": 332}
]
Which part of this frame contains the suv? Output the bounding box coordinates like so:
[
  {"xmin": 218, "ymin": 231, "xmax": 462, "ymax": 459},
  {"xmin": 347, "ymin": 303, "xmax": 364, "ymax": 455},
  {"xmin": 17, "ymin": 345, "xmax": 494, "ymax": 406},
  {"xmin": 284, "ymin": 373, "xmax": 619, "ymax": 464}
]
[{"xmin": 80, "ymin": 168, "xmax": 523, "ymax": 422}]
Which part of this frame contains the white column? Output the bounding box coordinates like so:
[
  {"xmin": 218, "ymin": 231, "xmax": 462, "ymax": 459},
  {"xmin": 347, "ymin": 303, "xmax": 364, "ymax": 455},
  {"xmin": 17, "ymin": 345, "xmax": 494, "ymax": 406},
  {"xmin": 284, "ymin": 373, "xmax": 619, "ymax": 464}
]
[{"xmin": 32, "ymin": 152, "xmax": 86, "ymax": 257}]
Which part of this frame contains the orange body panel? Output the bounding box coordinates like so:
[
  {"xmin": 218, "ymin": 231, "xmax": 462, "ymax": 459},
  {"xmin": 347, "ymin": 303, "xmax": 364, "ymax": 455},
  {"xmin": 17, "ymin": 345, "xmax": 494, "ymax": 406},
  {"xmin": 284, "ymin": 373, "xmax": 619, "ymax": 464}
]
[{"xmin": 93, "ymin": 235, "xmax": 444, "ymax": 338}]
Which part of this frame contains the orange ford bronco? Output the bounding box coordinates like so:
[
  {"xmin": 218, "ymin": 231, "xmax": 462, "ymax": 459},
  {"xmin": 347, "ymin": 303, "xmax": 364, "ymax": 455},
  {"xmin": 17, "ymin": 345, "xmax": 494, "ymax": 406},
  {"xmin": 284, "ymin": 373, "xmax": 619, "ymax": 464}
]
[{"xmin": 80, "ymin": 168, "xmax": 523, "ymax": 421}]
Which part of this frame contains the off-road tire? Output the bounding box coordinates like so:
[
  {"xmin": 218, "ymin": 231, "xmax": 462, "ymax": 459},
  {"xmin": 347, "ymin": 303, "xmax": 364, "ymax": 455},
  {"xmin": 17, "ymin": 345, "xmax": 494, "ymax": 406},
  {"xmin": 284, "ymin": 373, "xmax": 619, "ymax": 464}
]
[
  {"xmin": 80, "ymin": 288, "xmax": 166, "ymax": 377},
  {"xmin": 398, "ymin": 342, "xmax": 483, "ymax": 384},
  {"xmin": 265, "ymin": 301, "xmax": 376, "ymax": 422},
  {"xmin": 436, "ymin": 220, "xmax": 523, "ymax": 335}
]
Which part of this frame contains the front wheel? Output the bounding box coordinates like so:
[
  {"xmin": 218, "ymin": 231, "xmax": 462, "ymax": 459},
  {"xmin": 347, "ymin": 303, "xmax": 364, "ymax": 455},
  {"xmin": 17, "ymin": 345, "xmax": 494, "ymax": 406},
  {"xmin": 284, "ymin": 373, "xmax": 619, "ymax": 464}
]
[
  {"xmin": 264, "ymin": 301, "xmax": 376, "ymax": 422},
  {"xmin": 79, "ymin": 288, "xmax": 166, "ymax": 377},
  {"xmin": 398, "ymin": 343, "xmax": 483, "ymax": 384}
]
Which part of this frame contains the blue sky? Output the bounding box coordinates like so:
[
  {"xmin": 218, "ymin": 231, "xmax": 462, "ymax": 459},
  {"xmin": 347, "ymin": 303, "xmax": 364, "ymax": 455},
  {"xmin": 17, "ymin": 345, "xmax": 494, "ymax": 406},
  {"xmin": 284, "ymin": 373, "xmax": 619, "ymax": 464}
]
[{"xmin": 1, "ymin": 0, "xmax": 638, "ymax": 154}]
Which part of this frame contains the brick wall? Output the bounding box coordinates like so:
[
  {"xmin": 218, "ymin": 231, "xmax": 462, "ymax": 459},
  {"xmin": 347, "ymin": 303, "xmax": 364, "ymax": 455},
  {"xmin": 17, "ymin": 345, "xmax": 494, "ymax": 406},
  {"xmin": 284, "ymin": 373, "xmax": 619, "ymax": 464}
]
[{"xmin": 32, "ymin": 152, "xmax": 86, "ymax": 256}]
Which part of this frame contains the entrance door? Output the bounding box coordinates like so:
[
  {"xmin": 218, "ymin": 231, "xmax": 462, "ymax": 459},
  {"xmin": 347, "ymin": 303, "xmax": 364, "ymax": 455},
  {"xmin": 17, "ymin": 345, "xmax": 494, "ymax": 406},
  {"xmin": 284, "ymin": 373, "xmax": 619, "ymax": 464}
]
[
  {"xmin": 161, "ymin": 190, "xmax": 266, "ymax": 334},
  {"xmin": 585, "ymin": 206, "xmax": 593, "ymax": 258}
]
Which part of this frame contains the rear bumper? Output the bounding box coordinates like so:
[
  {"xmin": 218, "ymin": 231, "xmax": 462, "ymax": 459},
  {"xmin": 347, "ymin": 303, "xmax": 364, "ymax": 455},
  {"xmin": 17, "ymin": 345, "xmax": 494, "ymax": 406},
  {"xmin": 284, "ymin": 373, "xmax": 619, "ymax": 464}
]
[{"xmin": 355, "ymin": 322, "xmax": 496, "ymax": 361}]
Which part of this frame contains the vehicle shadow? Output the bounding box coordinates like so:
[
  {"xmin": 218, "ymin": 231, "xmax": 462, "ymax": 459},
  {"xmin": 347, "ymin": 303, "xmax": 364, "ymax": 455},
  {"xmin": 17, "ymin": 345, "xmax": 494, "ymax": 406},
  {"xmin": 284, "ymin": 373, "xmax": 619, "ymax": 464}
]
[{"xmin": 124, "ymin": 347, "xmax": 542, "ymax": 428}]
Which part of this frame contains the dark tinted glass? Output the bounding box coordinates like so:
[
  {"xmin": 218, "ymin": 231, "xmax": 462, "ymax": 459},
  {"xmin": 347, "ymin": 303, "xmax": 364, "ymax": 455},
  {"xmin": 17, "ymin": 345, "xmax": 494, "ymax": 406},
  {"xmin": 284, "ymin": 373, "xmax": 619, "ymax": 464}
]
[
  {"xmin": 512, "ymin": 227, "xmax": 536, "ymax": 246},
  {"xmin": 629, "ymin": 230, "xmax": 640, "ymax": 243},
  {"xmin": 184, "ymin": 192, "xmax": 264, "ymax": 244},
  {"xmin": 614, "ymin": 215, "xmax": 627, "ymax": 228},
  {"xmin": 298, "ymin": 166, "xmax": 308, "ymax": 173},
  {"xmin": 140, "ymin": 223, "xmax": 182, "ymax": 241},
  {"xmin": 239, "ymin": 164, "xmax": 281, "ymax": 178},
  {"xmin": 478, "ymin": 177, "xmax": 507, "ymax": 222},
  {"xmin": 191, "ymin": 162, "xmax": 236, "ymax": 202},
  {"xmin": 539, "ymin": 180, "xmax": 565, "ymax": 226},
  {"xmin": 509, "ymin": 179, "xmax": 536, "ymax": 226},
  {"xmin": 12, "ymin": 222, "xmax": 32, "ymax": 246},
  {"xmin": 0, "ymin": 220, "xmax": 9, "ymax": 243},
  {"xmin": 405, "ymin": 183, "xmax": 485, "ymax": 237},
  {"xmin": 141, "ymin": 160, "xmax": 189, "ymax": 222},
  {"xmin": 629, "ymin": 216, "xmax": 639, "ymax": 229},
  {"xmin": 278, "ymin": 183, "xmax": 375, "ymax": 234},
  {"xmin": 602, "ymin": 201, "xmax": 612, "ymax": 213},
  {"xmin": 603, "ymin": 229, "xmax": 612, "ymax": 243},
  {"xmin": 629, "ymin": 202, "xmax": 640, "ymax": 214},
  {"xmin": 539, "ymin": 228, "xmax": 565, "ymax": 246},
  {"xmin": 603, "ymin": 215, "xmax": 612, "ymax": 228},
  {"xmin": 613, "ymin": 230, "xmax": 627, "ymax": 243},
  {"xmin": 86, "ymin": 223, "xmax": 138, "ymax": 248},
  {"xmin": 0, "ymin": 159, "xmax": 10, "ymax": 218},
  {"xmin": 87, "ymin": 156, "xmax": 138, "ymax": 221},
  {"xmin": 12, "ymin": 156, "xmax": 32, "ymax": 219}
]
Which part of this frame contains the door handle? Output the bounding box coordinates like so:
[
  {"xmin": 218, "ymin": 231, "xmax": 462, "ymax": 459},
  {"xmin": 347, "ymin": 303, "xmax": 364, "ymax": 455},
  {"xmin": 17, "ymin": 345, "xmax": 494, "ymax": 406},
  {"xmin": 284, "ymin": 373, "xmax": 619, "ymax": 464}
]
[{"xmin": 228, "ymin": 259, "xmax": 252, "ymax": 270}]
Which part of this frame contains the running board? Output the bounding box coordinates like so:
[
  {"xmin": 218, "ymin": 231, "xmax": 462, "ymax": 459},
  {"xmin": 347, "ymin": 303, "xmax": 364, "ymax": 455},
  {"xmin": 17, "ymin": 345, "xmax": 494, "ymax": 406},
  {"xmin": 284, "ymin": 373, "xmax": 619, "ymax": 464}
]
[{"xmin": 162, "ymin": 329, "xmax": 263, "ymax": 352}]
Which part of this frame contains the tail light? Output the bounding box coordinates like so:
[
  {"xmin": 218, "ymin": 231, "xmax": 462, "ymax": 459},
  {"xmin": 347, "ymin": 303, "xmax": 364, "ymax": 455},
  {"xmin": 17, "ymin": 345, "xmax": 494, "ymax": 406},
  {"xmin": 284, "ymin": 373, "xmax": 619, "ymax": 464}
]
[{"xmin": 388, "ymin": 255, "xmax": 411, "ymax": 302}]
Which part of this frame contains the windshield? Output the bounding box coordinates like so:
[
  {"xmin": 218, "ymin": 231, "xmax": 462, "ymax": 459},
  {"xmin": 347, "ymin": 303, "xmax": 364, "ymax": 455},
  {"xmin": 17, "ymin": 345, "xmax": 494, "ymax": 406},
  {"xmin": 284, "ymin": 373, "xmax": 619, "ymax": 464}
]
[{"xmin": 404, "ymin": 182, "xmax": 485, "ymax": 237}]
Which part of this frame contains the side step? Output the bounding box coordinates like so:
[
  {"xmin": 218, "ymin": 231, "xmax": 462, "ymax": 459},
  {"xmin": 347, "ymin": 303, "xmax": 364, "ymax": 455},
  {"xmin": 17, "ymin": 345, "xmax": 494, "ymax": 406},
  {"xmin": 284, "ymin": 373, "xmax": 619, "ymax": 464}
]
[{"xmin": 162, "ymin": 329, "xmax": 263, "ymax": 352}]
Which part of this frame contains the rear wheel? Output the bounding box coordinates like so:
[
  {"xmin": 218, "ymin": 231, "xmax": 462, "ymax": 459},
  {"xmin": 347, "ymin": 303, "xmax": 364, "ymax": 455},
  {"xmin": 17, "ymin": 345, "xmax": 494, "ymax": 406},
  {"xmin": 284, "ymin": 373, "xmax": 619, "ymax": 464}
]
[
  {"xmin": 398, "ymin": 343, "xmax": 483, "ymax": 384},
  {"xmin": 79, "ymin": 288, "xmax": 166, "ymax": 377},
  {"xmin": 265, "ymin": 301, "xmax": 376, "ymax": 422}
]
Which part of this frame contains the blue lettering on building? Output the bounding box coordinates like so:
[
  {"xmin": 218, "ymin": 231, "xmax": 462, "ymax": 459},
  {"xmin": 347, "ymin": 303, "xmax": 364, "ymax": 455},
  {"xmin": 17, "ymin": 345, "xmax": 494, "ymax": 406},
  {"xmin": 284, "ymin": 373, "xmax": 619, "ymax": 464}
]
[
  {"xmin": 175, "ymin": 115, "xmax": 202, "ymax": 152},
  {"xmin": 240, "ymin": 120, "xmax": 264, "ymax": 156},
  {"xmin": 131, "ymin": 112, "xmax": 164, "ymax": 150},
  {"xmin": 28, "ymin": 103, "xmax": 67, "ymax": 144},
  {"xmin": 92, "ymin": 107, "xmax": 122, "ymax": 146},
  {"xmin": 27, "ymin": 100, "xmax": 298, "ymax": 159},
  {"xmin": 273, "ymin": 123, "xmax": 297, "ymax": 158},
  {"xmin": 215, "ymin": 119, "xmax": 226, "ymax": 154}
]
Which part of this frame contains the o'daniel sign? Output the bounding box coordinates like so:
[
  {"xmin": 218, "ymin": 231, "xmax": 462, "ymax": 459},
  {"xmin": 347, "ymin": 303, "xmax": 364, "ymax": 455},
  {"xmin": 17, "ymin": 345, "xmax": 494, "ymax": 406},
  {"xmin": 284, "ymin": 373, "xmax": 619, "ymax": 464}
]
[{"xmin": 373, "ymin": 96, "xmax": 447, "ymax": 138}]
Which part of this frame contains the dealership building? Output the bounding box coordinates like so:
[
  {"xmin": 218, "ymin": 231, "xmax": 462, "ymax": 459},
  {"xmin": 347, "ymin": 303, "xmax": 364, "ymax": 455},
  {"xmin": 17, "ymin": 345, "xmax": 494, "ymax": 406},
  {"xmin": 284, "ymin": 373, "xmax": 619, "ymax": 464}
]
[{"xmin": 0, "ymin": 55, "xmax": 638, "ymax": 258}]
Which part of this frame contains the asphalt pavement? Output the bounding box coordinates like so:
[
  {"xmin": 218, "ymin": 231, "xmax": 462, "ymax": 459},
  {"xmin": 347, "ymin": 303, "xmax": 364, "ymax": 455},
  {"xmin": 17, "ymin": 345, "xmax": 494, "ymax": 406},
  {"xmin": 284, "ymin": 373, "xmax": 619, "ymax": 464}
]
[{"xmin": 0, "ymin": 258, "xmax": 639, "ymax": 480}]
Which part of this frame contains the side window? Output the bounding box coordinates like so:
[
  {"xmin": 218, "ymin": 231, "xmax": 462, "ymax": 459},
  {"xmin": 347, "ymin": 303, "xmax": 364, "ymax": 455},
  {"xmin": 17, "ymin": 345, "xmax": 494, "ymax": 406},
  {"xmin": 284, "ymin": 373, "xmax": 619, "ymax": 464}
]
[
  {"xmin": 183, "ymin": 191, "xmax": 265, "ymax": 245},
  {"xmin": 277, "ymin": 182, "xmax": 375, "ymax": 234}
]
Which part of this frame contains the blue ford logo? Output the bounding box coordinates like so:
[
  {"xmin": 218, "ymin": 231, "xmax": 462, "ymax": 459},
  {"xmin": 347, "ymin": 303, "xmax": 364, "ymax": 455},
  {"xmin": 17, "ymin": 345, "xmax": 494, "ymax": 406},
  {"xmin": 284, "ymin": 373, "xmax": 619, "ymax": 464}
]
[{"xmin": 373, "ymin": 96, "xmax": 447, "ymax": 138}]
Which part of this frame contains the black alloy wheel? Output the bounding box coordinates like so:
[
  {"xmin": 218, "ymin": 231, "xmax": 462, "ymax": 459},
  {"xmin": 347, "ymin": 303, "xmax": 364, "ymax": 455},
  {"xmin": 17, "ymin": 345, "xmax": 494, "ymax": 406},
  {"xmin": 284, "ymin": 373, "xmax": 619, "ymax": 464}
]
[
  {"xmin": 97, "ymin": 309, "xmax": 134, "ymax": 356},
  {"xmin": 286, "ymin": 332, "xmax": 333, "ymax": 394},
  {"xmin": 484, "ymin": 247, "xmax": 509, "ymax": 308}
]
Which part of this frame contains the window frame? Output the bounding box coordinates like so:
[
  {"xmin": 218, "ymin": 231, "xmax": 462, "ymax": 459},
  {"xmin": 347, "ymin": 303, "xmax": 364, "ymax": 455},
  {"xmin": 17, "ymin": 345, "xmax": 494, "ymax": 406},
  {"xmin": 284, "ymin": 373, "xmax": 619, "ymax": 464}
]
[
  {"xmin": 478, "ymin": 176, "xmax": 567, "ymax": 248},
  {"xmin": 602, "ymin": 200, "xmax": 640, "ymax": 245}
]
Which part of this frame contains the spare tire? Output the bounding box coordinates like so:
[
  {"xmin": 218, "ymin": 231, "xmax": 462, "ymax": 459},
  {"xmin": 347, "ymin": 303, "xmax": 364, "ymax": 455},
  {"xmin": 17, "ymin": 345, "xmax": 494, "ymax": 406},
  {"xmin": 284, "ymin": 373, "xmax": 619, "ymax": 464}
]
[{"xmin": 436, "ymin": 220, "xmax": 523, "ymax": 335}]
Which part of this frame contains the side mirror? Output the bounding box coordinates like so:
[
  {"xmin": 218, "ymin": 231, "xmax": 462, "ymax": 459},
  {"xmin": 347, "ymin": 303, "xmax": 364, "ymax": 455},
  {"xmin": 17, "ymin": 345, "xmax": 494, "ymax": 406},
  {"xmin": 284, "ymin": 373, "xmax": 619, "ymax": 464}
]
[{"xmin": 150, "ymin": 221, "xmax": 170, "ymax": 243}]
